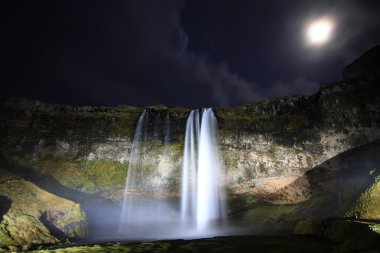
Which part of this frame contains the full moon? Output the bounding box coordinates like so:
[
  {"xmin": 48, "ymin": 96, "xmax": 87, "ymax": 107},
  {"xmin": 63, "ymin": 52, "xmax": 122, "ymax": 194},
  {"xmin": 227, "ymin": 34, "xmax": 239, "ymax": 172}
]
[{"xmin": 306, "ymin": 18, "xmax": 334, "ymax": 45}]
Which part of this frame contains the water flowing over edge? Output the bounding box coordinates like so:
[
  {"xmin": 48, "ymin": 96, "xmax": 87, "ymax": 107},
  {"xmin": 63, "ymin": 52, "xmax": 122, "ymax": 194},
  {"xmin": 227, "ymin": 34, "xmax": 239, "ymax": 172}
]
[
  {"xmin": 119, "ymin": 108, "xmax": 227, "ymax": 236},
  {"xmin": 181, "ymin": 108, "xmax": 227, "ymax": 230}
]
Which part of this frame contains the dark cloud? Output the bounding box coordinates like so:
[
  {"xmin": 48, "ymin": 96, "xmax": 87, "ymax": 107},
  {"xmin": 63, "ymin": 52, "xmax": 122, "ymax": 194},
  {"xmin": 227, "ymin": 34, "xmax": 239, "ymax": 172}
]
[
  {"xmin": 1, "ymin": 0, "xmax": 260, "ymax": 107},
  {"xmin": 269, "ymin": 78, "xmax": 320, "ymax": 98},
  {"xmin": 1, "ymin": 0, "xmax": 379, "ymax": 107},
  {"xmin": 182, "ymin": 0, "xmax": 380, "ymax": 101}
]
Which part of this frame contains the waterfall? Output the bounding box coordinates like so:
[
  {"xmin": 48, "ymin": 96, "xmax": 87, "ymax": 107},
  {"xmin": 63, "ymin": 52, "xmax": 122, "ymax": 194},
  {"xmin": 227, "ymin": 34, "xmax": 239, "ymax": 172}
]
[
  {"xmin": 119, "ymin": 109, "xmax": 149, "ymax": 232},
  {"xmin": 163, "ymin": 112, "xmax": 171, "ymax": 156},
  {"xmin": 153, "ymin": 113, "xmax": 160, "ymax": 141},
  {"xmin": 181, "ymin": 109, "xmax": 200, "ymax": 222},
  {"xmin": 181, "ymin": 108, "xmax": 226, "ymax": 230},
  {"xmin": 163, "ymin": 112, "xmax": 170, "ymax": 146},
  {"xmin": 119, "ymin": 110, "xmax": 179, "ymax": 237},
  {"xmin": 119, "ymin": 108, "xmax": 227, "ymax": 237},
  {"xmin": 197, "ymin": 108, "xmax": 225, "ymax": 229}
]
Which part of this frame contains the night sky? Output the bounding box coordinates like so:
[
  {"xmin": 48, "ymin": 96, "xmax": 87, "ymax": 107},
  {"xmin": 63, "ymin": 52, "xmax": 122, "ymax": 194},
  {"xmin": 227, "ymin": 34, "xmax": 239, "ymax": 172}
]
[{"xmin": 2, "ymin": 0, "xmax": 380, "ymax": 107}]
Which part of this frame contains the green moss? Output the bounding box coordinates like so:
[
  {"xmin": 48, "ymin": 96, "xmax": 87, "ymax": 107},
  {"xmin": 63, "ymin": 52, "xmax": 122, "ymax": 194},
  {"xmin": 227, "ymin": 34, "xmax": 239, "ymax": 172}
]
[
  {"xmin": 294, "ymin": 219, "xmax": 321, "ymax": 235},
  {"xmin": 370, "ymin": 223, "xmax": 380, "ymax": 234},
  {"xmin": 285, "ymin": 115, "xmax": 311, "ymax": 133},
  {"xmin": 216, "ymin": 107, "xmax": 272, "ymax": 135},
  {"xmin": 81, "ymin": 160, "xmax": 128, "ymax": 189},
  {"xmin": 0, "ymin": 169, "xmax": 87, "ymax": 246},
  {"xmin": 345, "ymin": 176, "xmax": 380, "ymax": 219},
  {"xmin": 216, "ymin": 109, "xmax": 316, "ymax": 149},
  {"xmin": 12, "ymin": 155, "xmax": 127, "ymax": 195},
  {"xmin": 0, "ymin": 229, "xmax": 13, "ymax": 246},
  {"xmin": 258, "ymin": 163, "xmax": 267, "ymax": 173},
  {"xmin": 230, "ymin": 200, "xmax": 301, "ymax": 232},
  {"xmin": 319, "ymin": 220, "xmax": 380, "ymax": 252}
]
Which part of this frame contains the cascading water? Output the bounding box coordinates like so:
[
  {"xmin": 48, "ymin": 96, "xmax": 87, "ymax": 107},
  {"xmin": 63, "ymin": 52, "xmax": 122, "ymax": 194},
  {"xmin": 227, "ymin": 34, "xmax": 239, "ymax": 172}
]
[
  {"xmin": 120, "ymin": 110, "xmax": 179, "ymax": 238},
  {"xmin": 119, "ymin": 108, "xmax": 227, "ymax": 238},
  {"xmin": 153, "ymin": 113, "xmax": 160, "ymax": 141},
  {"xmin": 181, "ymin": 109, "xmax": 200, "ymax": 222},
  {"xmin": 181, "ymin": 108, "xmax": 226, "ymax": 230},
  {"xmin": 163, "ymin": 112, "xmax": 171, "ymax": 157},
  {"xmin": 119, "ymin": 109, "xmax": 148, "ymax": 232},
  {"xmin": 197, "ymin": 108, "xmax": 226, "ymax": 229}
]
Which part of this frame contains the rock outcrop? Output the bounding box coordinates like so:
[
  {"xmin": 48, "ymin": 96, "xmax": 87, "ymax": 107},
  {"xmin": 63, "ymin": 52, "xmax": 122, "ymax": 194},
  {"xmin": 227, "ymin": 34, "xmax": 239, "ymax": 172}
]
[
  {"xmin": 0, "ymin": 169, "xmax": 87, "ymax": 249},
  {"xmin": 343, "ymin": 45, "xmax": 380, "ymax": 82}
]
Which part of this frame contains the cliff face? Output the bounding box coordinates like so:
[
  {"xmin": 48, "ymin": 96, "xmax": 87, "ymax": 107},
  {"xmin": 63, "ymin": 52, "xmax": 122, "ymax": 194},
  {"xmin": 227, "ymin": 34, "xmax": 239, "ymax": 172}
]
[
  {"xmin": 0, "ymin": 46, "xmax": 380, "ymax": 243},
  {"xmin": 220, "ymin": 80, "xmax": 380, "ymax": 204},
  {"xmin": 1, "ymin": 76, "xmax": 379, "ymax": 203}
]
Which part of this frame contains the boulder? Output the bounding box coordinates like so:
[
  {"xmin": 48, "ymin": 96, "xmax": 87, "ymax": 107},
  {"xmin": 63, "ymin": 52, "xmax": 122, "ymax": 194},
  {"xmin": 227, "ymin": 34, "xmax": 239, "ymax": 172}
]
[{"xmin": 0, "ymin": 169, "xmax": 87, "ymax": 247}]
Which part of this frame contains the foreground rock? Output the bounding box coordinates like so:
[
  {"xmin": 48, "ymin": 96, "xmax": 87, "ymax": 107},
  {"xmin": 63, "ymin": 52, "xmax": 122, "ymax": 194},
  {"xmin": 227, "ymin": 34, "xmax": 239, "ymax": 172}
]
[
  {"xmin": 0, "ymin": 169, "xmax": 87, "ymax": 249},
  {"xmin": 295, "ymin": 219, "xmax": 380, "ymax": 252}
]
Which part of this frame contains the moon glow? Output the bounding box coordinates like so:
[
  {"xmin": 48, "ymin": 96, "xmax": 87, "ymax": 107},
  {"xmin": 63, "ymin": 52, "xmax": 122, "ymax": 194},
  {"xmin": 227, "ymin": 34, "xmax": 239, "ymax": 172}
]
[{"xmin": 306, "ymin": 18, "xmax": 334, "ymax": 46}]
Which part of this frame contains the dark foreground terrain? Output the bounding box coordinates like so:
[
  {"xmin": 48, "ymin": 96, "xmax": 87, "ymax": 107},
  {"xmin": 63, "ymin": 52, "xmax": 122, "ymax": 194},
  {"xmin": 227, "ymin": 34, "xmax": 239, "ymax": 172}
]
[{"xmin": 3, "ymin": 232, "xmax": 377, "ymax": 253}]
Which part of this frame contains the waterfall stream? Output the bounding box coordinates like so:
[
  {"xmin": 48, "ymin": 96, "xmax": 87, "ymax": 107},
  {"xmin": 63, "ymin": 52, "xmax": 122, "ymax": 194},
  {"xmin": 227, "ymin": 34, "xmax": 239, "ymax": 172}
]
[
  {"xmin": 120, "ymin": 108, "xmax": 227, "ymax": 237},
  {"xmin": 181, "ymin": 108, "xmax": 226, "ymax": 230},
  {"xmin": 119, "ymin": 109, "xmax": 149, "ymax": 232}
]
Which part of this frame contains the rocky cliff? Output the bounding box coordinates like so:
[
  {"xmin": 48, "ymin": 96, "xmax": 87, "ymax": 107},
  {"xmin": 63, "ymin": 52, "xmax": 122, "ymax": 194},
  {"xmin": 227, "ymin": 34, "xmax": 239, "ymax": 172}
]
[
  {"xmin": 1, "ymin": 50, "xmax": 379, "ymax": 203},
  {"xmin": 0, "ymin": 46, "xmax": 380, "ymax": 246}
]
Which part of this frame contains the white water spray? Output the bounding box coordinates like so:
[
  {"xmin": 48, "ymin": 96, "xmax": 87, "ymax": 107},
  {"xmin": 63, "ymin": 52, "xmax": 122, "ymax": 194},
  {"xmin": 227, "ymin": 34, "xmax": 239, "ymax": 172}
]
[
  {"xmin": 181, "ymin": 109, "xmax": 200, "ymax": 222},
  {"xmin": 163, "ymin": 112, "xmax": 171, "ymax": 156},
  {"xmin": 119, "ymin": 109, "xmax": 148, "ymax": 232},
  {"xmin": 119, "ymin": 108, "xmax": 227, "ymax": 237},
  {"xmin": 153, "ymin": 113, "xmax": 160, "ymax": 140},
  {"xmin": 181, "ymin": 108, "xmax": 226, "ymax": 230}
]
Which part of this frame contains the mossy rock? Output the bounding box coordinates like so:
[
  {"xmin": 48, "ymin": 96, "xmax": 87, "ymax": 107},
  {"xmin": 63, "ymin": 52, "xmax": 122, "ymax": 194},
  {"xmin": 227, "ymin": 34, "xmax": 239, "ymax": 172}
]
[
  {"xmin": 346, "ymin": 176, "xmax": 380, "ymax": 219},
  {"xmin": 0, "ymin": 169, "xmax": 87, "ymax": 246},
  {"xmin": 10, "ymin": 155, "xmax": 127, "ymax": 199},
  {"xmin": 294, "ymin": 219, "xmax": 321, "ymax": 235},
  {"xmin": 319, "ymin": 219, "xmax": 380, "ymax": 252}
]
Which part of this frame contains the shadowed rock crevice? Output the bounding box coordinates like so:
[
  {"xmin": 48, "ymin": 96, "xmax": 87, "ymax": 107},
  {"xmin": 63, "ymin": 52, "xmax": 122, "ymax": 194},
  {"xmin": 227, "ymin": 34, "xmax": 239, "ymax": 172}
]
[
  {"xmin": 0, "ymin": 195, "xmax": 11, "ymax": 223},
  {"xmin": 230, "ymin": 141, "xmax": 380, "ymax": 233},
  {"xmin": 39, "ymin": 211, "xmax": 68, "ymax": 242},
  {"xmin": 39, "ymin": 209, "xmax": 87, "ymax": 242},
  {"xmin": 304, "ymin": 141, "xmax": 380, "ymax": 217},
  {"xmin": 289, "ymin": 141, "xmax": 380, "ymax": 220}
]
